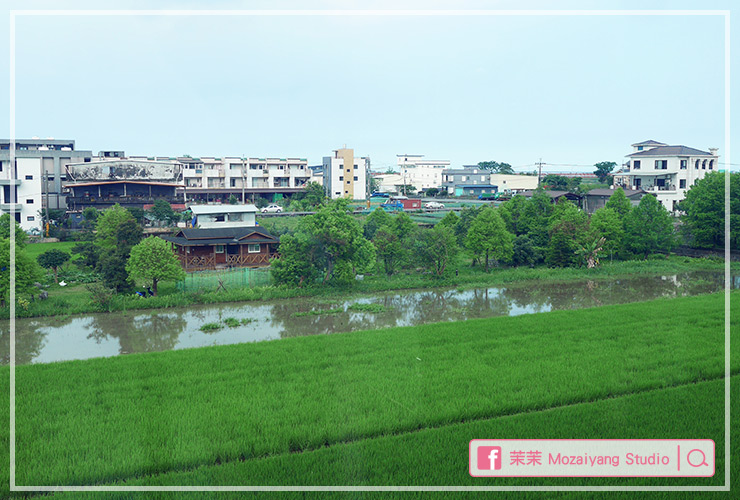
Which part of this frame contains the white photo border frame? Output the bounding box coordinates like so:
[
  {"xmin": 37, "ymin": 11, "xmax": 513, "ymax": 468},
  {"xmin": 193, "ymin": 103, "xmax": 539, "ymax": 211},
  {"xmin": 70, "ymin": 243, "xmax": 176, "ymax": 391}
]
[{"xmin": 7, "ymin": 8, "xmax": 732, "ymax": 493}]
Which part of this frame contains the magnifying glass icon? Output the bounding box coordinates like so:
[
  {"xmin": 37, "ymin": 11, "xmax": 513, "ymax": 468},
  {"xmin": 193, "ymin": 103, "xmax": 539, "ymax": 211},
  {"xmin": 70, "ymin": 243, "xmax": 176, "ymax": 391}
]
[{"xmin": 687, "ymin": 449, "xmax": 709, "ymax": 467}]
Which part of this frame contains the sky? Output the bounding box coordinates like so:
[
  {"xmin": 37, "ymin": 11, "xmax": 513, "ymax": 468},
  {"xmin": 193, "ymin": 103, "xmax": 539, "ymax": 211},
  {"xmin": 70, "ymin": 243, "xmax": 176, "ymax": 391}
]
[{"xmin": 1, "ymin": 0, "xmax": 738, "ymax": 173}]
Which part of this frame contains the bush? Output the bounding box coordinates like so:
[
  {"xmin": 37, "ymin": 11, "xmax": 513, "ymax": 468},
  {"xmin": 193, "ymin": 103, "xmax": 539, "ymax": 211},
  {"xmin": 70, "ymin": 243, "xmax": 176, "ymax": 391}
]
[{"xmin": 85, "ymin": 283, "xmax": 117, "ymax": 312}]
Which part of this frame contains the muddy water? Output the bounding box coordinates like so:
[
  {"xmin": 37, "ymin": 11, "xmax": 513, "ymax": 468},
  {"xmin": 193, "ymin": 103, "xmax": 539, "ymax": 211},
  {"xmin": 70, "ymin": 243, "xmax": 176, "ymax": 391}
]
[{"xmin": 2, "ymin": 272, "xmax": 736, "ymax": 365}]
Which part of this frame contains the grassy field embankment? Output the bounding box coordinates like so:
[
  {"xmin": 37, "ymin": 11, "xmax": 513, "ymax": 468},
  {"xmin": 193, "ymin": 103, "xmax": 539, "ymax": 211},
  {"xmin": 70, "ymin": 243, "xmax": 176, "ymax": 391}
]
[
  {"xmin": 0, "ymin": 292, "xmax": 736, "ymax": 497},
  {"xmin": 7, "ymin": 254, "xmax": 734, "ymax": 319}
]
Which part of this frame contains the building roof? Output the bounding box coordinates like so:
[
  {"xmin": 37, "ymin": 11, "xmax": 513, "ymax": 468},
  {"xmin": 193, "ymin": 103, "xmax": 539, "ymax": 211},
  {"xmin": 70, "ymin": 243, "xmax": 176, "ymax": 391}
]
[
  {"xmin": 189, "ymin": 204, "xmax": 258, "ymax": 215},
  {"xmin": 631, "ymin": 140, "xmax": 668, "ymax": 147},
  {"xmin": 520, "ymin": 190, "xmax": 582, "ymax": 199},
  {"xmin": 627, "ymin": 145, "xmax": 713, "ymax": 157},
  {"xmin": 161, "ymin": 226, "xmax": 278, "ymax": 246},
  {"xmin": 585, "ymin": 189, "xmax": 645, "ymax": 198},
  {"xmin": 457, "ymin": 184, "xmax": 499, "ymax": 189},
  {"xmin": 64, "ymin": 180, "xmax": 183, "ymax": 188}
]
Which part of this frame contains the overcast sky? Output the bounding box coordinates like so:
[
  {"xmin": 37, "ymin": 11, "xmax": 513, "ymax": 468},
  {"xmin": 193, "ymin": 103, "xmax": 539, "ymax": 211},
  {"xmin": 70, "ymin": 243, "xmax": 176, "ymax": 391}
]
[{"xmin": 2, "ymin": 0, "xmax": 738, "ymax": 173}]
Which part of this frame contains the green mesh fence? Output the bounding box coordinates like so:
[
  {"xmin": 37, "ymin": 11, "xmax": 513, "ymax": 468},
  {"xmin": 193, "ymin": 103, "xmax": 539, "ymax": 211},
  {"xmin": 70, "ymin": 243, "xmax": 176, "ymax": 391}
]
[{"xmin": 177, "ymin": 267, "xmax": 272, "ymax": 292}]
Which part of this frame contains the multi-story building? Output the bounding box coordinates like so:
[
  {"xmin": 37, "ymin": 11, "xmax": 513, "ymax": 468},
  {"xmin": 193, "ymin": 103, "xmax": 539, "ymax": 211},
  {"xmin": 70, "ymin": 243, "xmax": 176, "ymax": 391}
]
[
  {"xmin": 323, "ymin": 148, "xmax": 369, "ymax": 200},
  {"xmin": 396, "ymin": 154, "xmax": 450, "ymax": 191},
  {"xmin": 616, "ymin": 140, "xmax": 719, "ymax": 212},
  {"xmin": 442, "ymin": 166, "xmax": 497, "ymax": 197},
  {"xmin": 0, "ymin": 138, "xmax": 93, "ymax": 232},
  {"xmin": 178, "ymin": 156, "xmax": 311, "ymax": 203},
  {"xmin": 488, "ymin": 173, "xmax": 539, "ymax": 193}
]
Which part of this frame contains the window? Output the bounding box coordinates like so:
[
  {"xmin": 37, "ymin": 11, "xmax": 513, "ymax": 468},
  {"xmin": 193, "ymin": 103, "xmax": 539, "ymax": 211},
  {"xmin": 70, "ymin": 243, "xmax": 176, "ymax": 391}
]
[
  {"xmin": 702, "ymin": 160, "xmax": 707, "ymax": 170},
  {"xmin": 25, "ymin": 175, "xmax": 33, "ymax": 180},
  {"xmin": 27, "ymin": 216, "xmax": 35, "ymax": 221},
  {"xmin": 26, "ymin": 199, "xmax": 33, "ymax": 204},
  {"xmin": 353, "ymin": 176, "xmax": 358, "ymax": 181},
  {"xmin": 354, "ymin": 164, "xmax": 358, "ymax": 169},
  {"xmin": 346, "ymin": 180, "xmax": 350, "ymax": 184},
  {"xmin": 637, "ymin": 146, "xmax": 644, "ymax": 151},
  {"xmin": 339, "ymin": 176, "xmax": 344, "ymax": 181},
  {"xmin": 654, "ymin": 160, "xmax": 667, "ymax": 169},
  {"xmin": 633, "ymin": 160, "xmax": 641, "ymax": 170},
  {"xmin": 214, "ymin": 214, "xmax": 225, "ymax": 222},
  {"xmin": 709, "ymin": 160, "xmax": 714, "ymax": 170},
  {"xmin": 679, "ymin": 179, "xmax": 686, "ymax": 189},
  {"xmin": 248, "ymin": 244, "xmax": 260, "ymax": 253},
  {"xmin": 680, "ymin": 160, "xmax": 687, "ymax": 169},
  {"xmin": 215, "ymin": 245, "xmax": 225, "ymax": 253},
  {"xmin": 695, "ymin": 160, "xmax": 700, "ymax": 169}
]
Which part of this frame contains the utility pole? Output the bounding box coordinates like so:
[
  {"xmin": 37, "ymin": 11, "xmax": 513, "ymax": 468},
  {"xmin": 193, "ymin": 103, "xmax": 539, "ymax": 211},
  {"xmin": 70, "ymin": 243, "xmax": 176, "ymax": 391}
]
[
  {"xmin": 536, "ymin": 158, "xmax": 546, "ymax": 187},
  {"xmin": 241, "ymin": 155, "xmax": 246, "ymax": 203}
]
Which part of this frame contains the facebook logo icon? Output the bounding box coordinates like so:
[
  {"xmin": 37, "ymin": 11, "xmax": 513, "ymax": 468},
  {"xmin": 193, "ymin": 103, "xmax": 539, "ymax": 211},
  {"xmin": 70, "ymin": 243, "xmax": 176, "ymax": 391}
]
[{"xmin": 478, "ymin": 446, "xmax": 502, "ymax": 470}]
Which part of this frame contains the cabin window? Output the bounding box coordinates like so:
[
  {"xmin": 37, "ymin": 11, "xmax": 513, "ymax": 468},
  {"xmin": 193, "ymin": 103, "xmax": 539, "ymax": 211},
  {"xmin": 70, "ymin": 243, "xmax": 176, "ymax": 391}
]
[
  {"xmin": 248, "ymin": 244, "xmax": 260, "ymax": 253},
  {"xmin": 214, "ymin": 214, "xmax": 225, "ymax": 222},
  {"xmin": 215, "ymin": 245, "xmax": 225, "ymax": 253}
]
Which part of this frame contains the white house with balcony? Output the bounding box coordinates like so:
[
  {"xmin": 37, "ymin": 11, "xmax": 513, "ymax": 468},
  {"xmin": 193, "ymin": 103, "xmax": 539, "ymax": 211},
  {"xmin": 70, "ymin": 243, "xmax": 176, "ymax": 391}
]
[
  {"xmin": 615, "ymin": 140, "xmax": 719, "ymax": 212},
  {"xmin": 397, "ymin": 154, "xmax": 450, "ymax": 191}
]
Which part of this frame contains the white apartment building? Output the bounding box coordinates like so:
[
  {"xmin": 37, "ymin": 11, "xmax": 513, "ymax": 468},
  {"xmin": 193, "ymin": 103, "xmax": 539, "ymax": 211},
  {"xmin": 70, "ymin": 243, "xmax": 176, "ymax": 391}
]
[
  {"xmin": 0, "ymin": 139, "xmax": 92, "ymax": 232},
  {"xmin": 616, "ymin": 140, "xmax": 719, "ymax": 212},
  {"xmin": 397, "ymin": 154, "xmax": 450, "ymax": 191},
  {"xmin": 177, "ymin": 156, "xmax": 310, "ymax": 191},
  {"xmin": 323, "ymin": 148, "xmax": 369, "ymax": 200}
]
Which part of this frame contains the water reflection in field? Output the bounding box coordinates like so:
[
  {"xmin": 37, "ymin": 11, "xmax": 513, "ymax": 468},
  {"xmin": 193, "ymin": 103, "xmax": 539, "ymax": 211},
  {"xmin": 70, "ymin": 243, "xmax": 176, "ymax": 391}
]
[{"xmin": 2, "ymin": 271, "xmax": 734, "ymax": 365}]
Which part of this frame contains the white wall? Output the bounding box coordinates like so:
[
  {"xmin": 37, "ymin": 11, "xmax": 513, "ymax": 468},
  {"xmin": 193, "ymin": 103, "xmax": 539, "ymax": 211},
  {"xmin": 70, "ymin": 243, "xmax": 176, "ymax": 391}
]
[{"xmin": 16, "ymin": 158, "xmax": 42, "ymax": 232}]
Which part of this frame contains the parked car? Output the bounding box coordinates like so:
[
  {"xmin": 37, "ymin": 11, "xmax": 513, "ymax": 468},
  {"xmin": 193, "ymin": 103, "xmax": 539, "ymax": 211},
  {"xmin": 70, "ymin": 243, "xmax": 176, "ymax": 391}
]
[
  {"xmin": 424, "ymin": 201, "xmax": 445, "ymax": 210},
  {"xmin": 478, "ymin": 193, "xmax": 497, "ymax": 200},
  {"xmin": 261, "ymin": 204, "xmax": 283, "ymax": 213},
  {"xmin": 371, "ymin": 192, "xmax": 390, "ymax": 198}
]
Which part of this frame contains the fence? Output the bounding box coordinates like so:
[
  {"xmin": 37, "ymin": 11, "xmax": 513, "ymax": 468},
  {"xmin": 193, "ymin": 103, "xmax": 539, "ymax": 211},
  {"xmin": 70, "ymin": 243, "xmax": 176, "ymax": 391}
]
[{"xmin": 177, "ymin": 267, "xmax": 272, "ymax": 293}]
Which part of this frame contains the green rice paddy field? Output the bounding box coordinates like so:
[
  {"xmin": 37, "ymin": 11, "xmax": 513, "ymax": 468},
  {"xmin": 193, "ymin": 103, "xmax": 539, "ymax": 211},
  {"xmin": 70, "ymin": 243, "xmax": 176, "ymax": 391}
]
[{"xmin": 0, "ymin": 292, "xmax": 737, "ymax": 499}]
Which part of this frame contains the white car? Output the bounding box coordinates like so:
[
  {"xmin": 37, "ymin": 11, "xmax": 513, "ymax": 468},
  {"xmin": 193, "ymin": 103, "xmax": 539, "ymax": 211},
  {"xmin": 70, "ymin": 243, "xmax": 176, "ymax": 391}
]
[
  {"xmin": 261, "ymin": 204, "xmax": 283, "ymax": 213},
  {"xmin": 424, "ymin": 201, "xmax": 445, "ymax": 210}
]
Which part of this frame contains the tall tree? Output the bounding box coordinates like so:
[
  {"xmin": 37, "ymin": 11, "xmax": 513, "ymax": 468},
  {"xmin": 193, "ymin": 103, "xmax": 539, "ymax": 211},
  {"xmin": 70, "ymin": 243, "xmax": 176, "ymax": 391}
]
[
  {"xmin": 519, "ymin": 188, "xmax": 554, "ymax": 248},
  {"xmin": 678, "ymin": 172, "xmax": 740, "ymax": 250},
  {"xmin": 624, "ymin": 194, "xmax": 675, "ymax": 258},
  {"xmin": 147, "ymin": 199, "xmax": 180, "ymax": 226},
  {"xmin": 37, "ymin": 249, "xmax": 70, "ymax": 283},
  {"xmin": 593, "ymin": 161, "xmax": 617, "ymax": 184},
  {"xmin": 498, "ymin": 195, "xmax": 528, "ymax": 235},
  {"xmin": 363, "ymin": 207, "xmax": 392, "ymax": 240},
  {"xmin": 542, "ymin": 174, "xmax": 569, "ymax": 190},
  {"xmin": 126, "ymin": 237, "xmax": 186, "ymax": 296},
  {"xmin": 0, "ymin": 214, "xmax": 28, "ymax": 248},
  {"xmin": 589, "ymin": 207, "xmax": 625, "ymax": 261},
  {"xmin": 96, "ymin": 218, "xmax": 143, "ymax": 293},
  {"xmin": 305, "ymin": 199, "xmax": 374, "ymax": 283},
  {"xmin": 545, "ymin": 198, "xmax": 589, "ymax": 268},
  {"xmin": 373, "ymin": 225, "xmax": 404, "ymax": 276},
  {"xmin": 95, "ymin": 204, "xmax": 137, "ymax": 249},
  {"xmin": 415, "ymin": 225, "xmax": 458, "ymax": 276},
  {"xmin": 478, "ymin": 161, "xmax": 514, "ymax": 174},
  {"xmin": 270, "ymin": 232, "xmax": 323, "ymax": 287},
  {"xmin": 465, "ymin": 207, "xmax": 514, "ymax": 271},
  {"xmin": 605, "ymin": 188, "xmax": 633, "ymax": 218},
  {"xmin": 0, "ymin": 239, "xmax": 41, "ymax": 304}
]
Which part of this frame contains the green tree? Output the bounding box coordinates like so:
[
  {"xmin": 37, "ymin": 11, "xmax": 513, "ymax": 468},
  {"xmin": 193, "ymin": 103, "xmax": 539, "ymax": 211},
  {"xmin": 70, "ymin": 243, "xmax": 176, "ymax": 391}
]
[
  {"xmin": 512, "ymin": 234, "xmax": 539, "ymax": 267},
  {"xmin": 679, "ymin": 172, "xmax": 740, "ymax": 250},
  {"xmin": 37, "ymin": 249, "xmax": 70, "ymax": 283},
  {"xmin": 305, "ymin": 199, "xmax": 374, "ymax": 283},
  {"xmin": 453, "ymin": 205, "xmax": 484, "ymax": 245},
  {"xmin": 624, "ymin": 194, "xmax": 675, "ymax": 258},
  {"xmin": 373, "ymin": 225, "xmax": 404, "ymax": 275},
  {"xmin": 95, "ymin": 204, "xmax": 137, "ymax": 249},
  {"xmin": 542, "ymin": 174, "xmax": 569, "ymax": 190},
  {"xmin": 96, "ymin": 218, "xmax": 143, "ymax": 293},
  {"xmin": 147, "ymin": 199, "xmax": 180, "ymax": 226},
  {"xmin": 228, "ymin": 194, "xmax": 238, "ymax": 205},
  {"xmin": 605, "ymin": 188, "xmax": 633, "ymax": 218},
  {"xmin": 126, "ymin": 236, "xmax": 186, "ymax": 296},
  {"xmin": 519, "ymin": 188, "xmax": 554, "ymax": 248},
  {"xmin": 415, "ymin": 225, "xmax": 458, "ymax": 276},
  {"xmin": 270, "ymin": 232, "xmax": 324, "ymax": 287},
  {"xmin": 589, "ymin": 207, "xmax": 624, "ymax": 260},
  {"xmin": 465, "ymin": 207, "xmax": 514, "ymax": 271},
  {"xmin": 594, "ymin": 161, "xmax": 617, "ymax": 184},
  {"xmin": 498, "ymin": 195, "xmax": 528, "ymax": 235},
  {"xmin": 437, "ymin": 211, "xmax": 459, "ymax": 229},
  {"xmin": 71, "ymin": 242, "xmax": 100, "ymax": 269},
  {"xmin": 0, "ymin": 214, "xmax": 28, "ymax": 248},
  {"xmin": 392, "ymin": 212, "xmax": 416, "ymax": 241},
  {"xmin": 545, "ymin": 198, "xmax": 589, "ymax": 267},
  {"xmin": 425, "ymin": 188, "xmax": 440, "ymax": 198},
  {"xmin": 478, "ymin": 161, "xmax": 514, "ymax": 174},
  {"xmin": 363, "ymin": 207, "xmax": 392, "ymax": 240},
  {"xmin": 0, "ymin": 239, "xmax": 41, "ymax": 304},
  {"xmin": 126, "ymin": 207, "xmax": 145, "ymax": 224}
]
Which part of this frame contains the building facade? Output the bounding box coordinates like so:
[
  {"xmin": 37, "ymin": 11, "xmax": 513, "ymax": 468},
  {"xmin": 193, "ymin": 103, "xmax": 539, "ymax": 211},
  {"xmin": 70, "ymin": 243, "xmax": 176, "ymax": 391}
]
[
  {"xmin": 323, "ymin": 148, "xmax": 369, "ymax": 199},
  {"xmin": 488, "ymin": 173, "xmax": 539, "ymax": 193},
  {"xmin": 616, "ymin": 140, "xmax": 719, "ymax": 212},
  {"xmin": 397, "ymin": 154, "xmax": 450, "ymax": 191},
  {"xmin": 0, "ymin": 138, "xmax": 92, "ymax": 232},
  {"xmin": 442, "ymin": 167, "xmax": 497, "ymax": 196}
]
